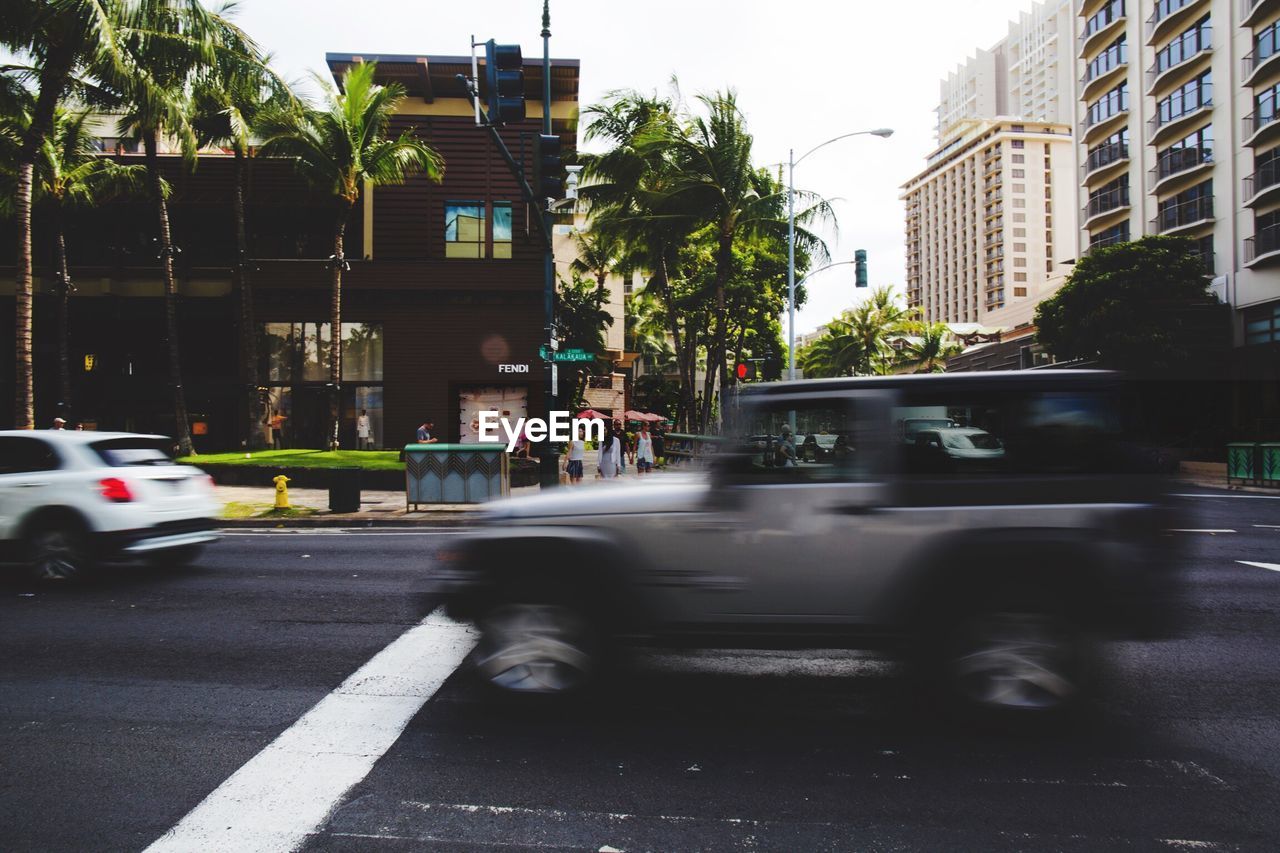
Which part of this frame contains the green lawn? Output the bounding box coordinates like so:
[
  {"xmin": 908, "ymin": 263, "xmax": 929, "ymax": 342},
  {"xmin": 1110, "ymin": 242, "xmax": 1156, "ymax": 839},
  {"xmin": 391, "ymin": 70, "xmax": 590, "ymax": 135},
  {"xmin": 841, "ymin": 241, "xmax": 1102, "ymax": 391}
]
[
  {"xmin": 181, "ymin": 449, "xmax": 404, "ymax": 471},
  {"xmin": 221, "ymin": 501, "xmax": 320, "ymax": 520}
]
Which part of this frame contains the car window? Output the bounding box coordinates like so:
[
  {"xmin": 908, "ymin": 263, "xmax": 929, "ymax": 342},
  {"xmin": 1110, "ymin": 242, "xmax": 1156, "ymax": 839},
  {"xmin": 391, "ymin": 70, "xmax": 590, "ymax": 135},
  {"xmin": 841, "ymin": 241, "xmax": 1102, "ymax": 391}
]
[
  {"xmin": 0, "ymin": 437, "xmax": 61, "ymax": 475},
  {"xmin": 727, "ymin": 400, "xmax": 861, "ymax": 482},
  {"xmin": 893, "ymin": 388, "xmax": 1121, "ymax": 476},
  {"xmin": 90, "ymin": 438, "xmax": 175, "ymax": 467}
]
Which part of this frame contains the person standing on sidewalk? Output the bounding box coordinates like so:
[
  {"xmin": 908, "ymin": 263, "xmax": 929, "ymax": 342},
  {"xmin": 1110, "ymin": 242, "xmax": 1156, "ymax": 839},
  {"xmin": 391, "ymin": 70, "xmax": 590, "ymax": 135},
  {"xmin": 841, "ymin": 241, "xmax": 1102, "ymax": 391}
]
[
  {"xmin": 652, "ymin": 425, "xmax": 666, "ymax": 468},
  {"xmin": 356, "ymin": 409, "xmax": 372, "ymax": 450},
  {"xmin": 597, "ymin": 429, "xmax": 621, "ymax": 480},
  {"xmin": 635, "ymin": 423, "xmax": 655, "ymax": 476},
  {"xmin": 416, "ymin": 420, "xmax": 438, "ymax": 444},
  {"xmin": 268, "ymin": 410, "xmax": 287, "ymax": 449},
  {"xmin": 564, "ymin": 436, "xmax": 585, "ymax": 484}
]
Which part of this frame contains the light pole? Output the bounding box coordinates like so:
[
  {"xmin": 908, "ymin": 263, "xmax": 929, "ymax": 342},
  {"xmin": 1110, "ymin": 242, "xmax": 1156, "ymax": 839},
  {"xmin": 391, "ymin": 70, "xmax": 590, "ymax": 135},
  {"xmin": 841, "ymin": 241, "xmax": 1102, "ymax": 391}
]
[{"xmin": 787, "ymin": 128, "xmax": 893, "ymax": 381}]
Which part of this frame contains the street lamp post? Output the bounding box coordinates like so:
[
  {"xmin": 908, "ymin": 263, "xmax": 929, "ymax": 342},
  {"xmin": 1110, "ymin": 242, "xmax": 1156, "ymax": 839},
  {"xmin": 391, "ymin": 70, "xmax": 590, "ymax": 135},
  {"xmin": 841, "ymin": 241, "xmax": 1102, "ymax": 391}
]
[{"xmin": 787, "ymin": 128, "xmax": 893, "ymax": 381}]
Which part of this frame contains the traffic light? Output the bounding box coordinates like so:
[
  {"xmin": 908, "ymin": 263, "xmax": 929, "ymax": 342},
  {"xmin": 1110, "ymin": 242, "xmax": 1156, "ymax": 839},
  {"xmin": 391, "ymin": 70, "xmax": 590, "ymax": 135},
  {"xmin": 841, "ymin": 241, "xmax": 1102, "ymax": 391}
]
[
  {"xmin": 483, "ymin": 41, "xmax": 525, "ymax": 126},
  {"xmin": 855, "ymin": 249, "xmax": 868, "ymax": 288},
  {"xmin": 534, "ymin": 133, "xmax": 563, "ymax": 202},
  {"xmin": 735, "ymin": 362, "xmax": 756, "ymax": 382},
  {"xmin": 762, "ymin": 356, "xmax": 782, "ymax": 381}
]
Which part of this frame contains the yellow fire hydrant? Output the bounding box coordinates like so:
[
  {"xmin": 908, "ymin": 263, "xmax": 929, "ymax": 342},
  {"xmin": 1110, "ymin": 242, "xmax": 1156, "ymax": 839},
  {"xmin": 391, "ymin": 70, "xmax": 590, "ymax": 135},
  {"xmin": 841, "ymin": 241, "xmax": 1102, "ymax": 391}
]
[{"xmin": 273, "ymin": 474, "xmax": 291, "ymax": 509}]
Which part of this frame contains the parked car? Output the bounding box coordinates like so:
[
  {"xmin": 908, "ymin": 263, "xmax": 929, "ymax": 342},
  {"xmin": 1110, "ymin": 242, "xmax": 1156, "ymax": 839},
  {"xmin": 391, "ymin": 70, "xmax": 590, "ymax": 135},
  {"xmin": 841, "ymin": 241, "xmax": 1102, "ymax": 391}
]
[
  {"xmin": 799, "ymin": 433, "xmax": 841, "ymax": 462},
  {"xmin": 0, "ymin": 431, "xmax": 219, "ymax": 580},
  {"xmin": 914, "ymin": 427, "xmax": 1005, "ymax": 458},
  {"xmin": 900, "ymin": 417, "xmax": 955, "ymax": 444},
  {"xmin": 437, "ymin": 372, "xmax": 1183, "ymax": 717}
]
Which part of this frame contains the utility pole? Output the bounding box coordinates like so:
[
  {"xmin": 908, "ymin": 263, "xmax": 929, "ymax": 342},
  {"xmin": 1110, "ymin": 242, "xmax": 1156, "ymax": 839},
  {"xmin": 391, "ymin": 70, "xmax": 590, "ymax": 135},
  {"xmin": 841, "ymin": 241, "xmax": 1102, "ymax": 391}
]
[{"xmin": 538, "ymin": 0, "xmax": 559, "ymax": 488}]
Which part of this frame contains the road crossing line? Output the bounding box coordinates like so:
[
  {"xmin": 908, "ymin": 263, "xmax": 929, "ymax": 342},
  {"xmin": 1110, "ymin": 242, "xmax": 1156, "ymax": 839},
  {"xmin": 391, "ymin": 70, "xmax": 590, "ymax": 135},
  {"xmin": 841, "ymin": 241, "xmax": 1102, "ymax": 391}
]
[
  {"xmin": 1237, "ymin": 561, "xmax": 1280, "ymax": 573},
  {"xmin": 143, "ymin": 608, "xmax": 476, "ymax": 853}
]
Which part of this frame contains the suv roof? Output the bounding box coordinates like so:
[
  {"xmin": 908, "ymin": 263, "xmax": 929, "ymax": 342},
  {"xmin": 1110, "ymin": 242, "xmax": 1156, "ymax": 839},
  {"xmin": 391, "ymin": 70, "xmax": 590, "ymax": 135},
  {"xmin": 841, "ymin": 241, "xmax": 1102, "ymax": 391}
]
[
  {"xmin": 743, "ymin": 369, "xmax": 1118, "ymax": 397},
  {"xmin": 0, "ymin": 430, "xmax": 169, "ymax": 444}
]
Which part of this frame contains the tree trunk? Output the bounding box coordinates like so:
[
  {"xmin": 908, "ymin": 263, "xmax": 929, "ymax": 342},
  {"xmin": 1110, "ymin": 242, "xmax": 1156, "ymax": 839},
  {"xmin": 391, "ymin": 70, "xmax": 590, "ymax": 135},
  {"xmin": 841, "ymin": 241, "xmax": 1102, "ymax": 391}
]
[
  {"xmin": 329, "ymin": 211, "xmax": 349, "ymax": 451},
  {"xmin": 13, "ymin": 48, "xmax": 75, "ymax": 430},
  {"xmin": 654, "ymin": 256, "xmax": 694, "ymax": 432},
  {"xmin": 14, "ymin": 162, "xmax": 36, "ymax": 430},
  {"xmin": 145, "ymin": 130, "xmax": 194, "ymax": 457},
  {"xmin": 53, "ymin": 203, "xmax": 72, "ymax": 414},
  {"xmin": 233, "ymin": 149, "xmax": 264, "ymax": 450},
  {"xmin": 699, "ymin": 234, "xmax": 733, "ymax": 434}
]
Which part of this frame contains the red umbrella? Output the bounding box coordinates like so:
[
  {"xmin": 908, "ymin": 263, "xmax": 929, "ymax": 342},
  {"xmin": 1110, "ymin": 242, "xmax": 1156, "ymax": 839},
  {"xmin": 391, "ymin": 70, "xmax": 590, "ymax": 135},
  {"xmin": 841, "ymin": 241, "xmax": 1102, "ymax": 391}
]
[
  {"xmin": 575, "ymin": 409, "xmax": 610, "ymax": 420},
  {"xmin": 636, "ymin": 411, "xmax": 666, "ymax": 422},
  {"xmin": 622, "ymin": 410, "xmax": 648, "ymax": 421}
]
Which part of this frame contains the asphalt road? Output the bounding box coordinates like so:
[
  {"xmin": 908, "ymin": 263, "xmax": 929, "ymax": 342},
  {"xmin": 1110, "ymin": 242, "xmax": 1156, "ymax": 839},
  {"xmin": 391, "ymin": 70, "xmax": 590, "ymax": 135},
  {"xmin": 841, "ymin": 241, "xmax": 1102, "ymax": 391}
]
[{"xmin": 1, "ymin": 490, "xmax": 1279, "ymax": 852}]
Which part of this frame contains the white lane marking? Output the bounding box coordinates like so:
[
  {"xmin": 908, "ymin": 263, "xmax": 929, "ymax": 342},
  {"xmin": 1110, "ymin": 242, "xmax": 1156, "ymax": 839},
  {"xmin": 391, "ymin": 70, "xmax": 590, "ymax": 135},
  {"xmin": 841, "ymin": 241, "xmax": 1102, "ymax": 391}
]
[
  {"xmin": 1254, "ymin": 524, "xmax": 1280, "ymax": 529},
  {"xmin": 1174, "ymin": 493, "xmax": 1280, "ymax": 499},
  {"xmin": 1237, "ymin": 560, "xmax": 1280, "ymax": 572},
  {"xmin": 1168, "ymin": 529, "xmax": 1236, "ymax": 534},
  {"xmin": 144, "ymin": 608, "xmax": 476, "ymax": 853}
]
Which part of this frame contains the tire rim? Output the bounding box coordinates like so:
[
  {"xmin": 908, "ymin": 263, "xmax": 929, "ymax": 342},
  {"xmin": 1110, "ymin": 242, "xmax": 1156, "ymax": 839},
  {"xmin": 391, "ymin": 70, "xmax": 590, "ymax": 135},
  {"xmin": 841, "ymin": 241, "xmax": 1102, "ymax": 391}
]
[
  {"xmin": 33, "ymin": 529, "xmax": 81, "ymax": 581},
  {"xmin": 950, "ymin": 613, "xmax": 1079, "ymax": 711},
  {"xmin": 475, "ymin": 604, "xmax": 596, "ymax": 694}
]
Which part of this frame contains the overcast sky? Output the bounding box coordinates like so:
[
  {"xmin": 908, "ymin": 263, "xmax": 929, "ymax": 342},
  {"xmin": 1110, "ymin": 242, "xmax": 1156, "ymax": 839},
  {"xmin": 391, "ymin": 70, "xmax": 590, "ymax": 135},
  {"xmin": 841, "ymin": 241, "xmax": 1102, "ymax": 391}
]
[{"xmin": 230, "ymin": 0, "xmax": 1038, "ymax": 334}]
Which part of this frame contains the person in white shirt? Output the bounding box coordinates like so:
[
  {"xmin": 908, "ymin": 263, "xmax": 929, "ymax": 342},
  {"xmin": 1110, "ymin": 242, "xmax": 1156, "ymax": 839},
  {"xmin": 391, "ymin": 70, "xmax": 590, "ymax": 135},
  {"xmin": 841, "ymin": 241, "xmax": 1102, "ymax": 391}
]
[
  {"xmin": 597, "ymin": 430, "xmax": 622, "ymax": 480},
  {"xmin": 634, "ymin": 423, "xmax": 655, "ymax": 475},
  {"xmin": 564, "ymin": 438, "xmax": 585, "ymax": 484},
  {"xmin": 356, "ymin": 409, "xmax": 372, "ymax": 450}
]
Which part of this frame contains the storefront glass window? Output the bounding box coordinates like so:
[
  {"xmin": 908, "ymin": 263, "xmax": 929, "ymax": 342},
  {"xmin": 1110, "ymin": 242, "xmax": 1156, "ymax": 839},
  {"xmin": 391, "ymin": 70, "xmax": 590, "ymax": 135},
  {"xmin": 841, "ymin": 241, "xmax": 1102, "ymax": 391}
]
[
  {"xmin": 445, "ymin": 202, "xmax": 485, "ymax": 258},
  {"xmin": 342, "ymin": 323, "xmax": 384, "ymax": 381},
  {"xmin": 493, "ymin": 202, "xmax": 513, "ymax": 259}
]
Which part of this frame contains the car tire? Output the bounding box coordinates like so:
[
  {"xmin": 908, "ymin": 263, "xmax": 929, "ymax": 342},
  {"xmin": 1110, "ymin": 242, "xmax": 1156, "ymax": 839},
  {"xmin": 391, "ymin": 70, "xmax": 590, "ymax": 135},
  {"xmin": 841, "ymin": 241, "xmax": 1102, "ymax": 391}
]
[
  {"xmin": 472, "ymin": 592, "xmax": 603, "ymax": 696},
  {"xmin": 27, "ymin": 521, "xmax": 91, "ymax": 581},
  {"xmin": 930, "ymin": 596, "xmax": 1095, "ymax": 720}
]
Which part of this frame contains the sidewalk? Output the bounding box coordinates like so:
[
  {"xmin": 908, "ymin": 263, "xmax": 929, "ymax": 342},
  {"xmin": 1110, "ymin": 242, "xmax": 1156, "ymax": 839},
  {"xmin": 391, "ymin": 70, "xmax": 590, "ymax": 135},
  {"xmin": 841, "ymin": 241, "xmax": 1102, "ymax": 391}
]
[{"xmin": 216, "ymin": 448, "xmax": 671, "ymax": 526}]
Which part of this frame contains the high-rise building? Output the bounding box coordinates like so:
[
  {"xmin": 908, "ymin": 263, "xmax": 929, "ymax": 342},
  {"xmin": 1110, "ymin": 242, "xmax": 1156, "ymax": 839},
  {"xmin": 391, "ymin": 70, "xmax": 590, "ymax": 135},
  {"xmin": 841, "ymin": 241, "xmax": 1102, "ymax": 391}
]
[
  {"xmin": 936, "ymin": 0, "xmax": 1076, "ymax": 141},
  {"xmin": 903, "ymin": 119, "xmax": 1077, "ymax": 325},
  {"xmin": 1073, "ymin": 0, "xmax": 1280, "ymax": 349}
]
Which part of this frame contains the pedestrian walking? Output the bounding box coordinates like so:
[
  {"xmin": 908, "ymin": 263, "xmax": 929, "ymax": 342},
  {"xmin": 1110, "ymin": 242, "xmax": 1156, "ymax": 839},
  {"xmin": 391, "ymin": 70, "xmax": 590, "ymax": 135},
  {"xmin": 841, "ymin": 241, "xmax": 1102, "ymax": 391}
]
[
  {"xmin": 564, "ymin": 437, "xmax": 585, "ymax": 484},
  {"xmin": 356, "ymin": 409, "xmax": 372, "ymax": 450},
  {"xmin": 50, "ymin": 417, "xmax": 66, "ymax": 430},
  {"xmin": 597, "ymin": 428, "xmax": 622, "ymax": 480},
  {"xmin": 613, "ymin": 421, "xmax": 629, "ymax": 473},
  {"xmin": 635, "ymin": 423, "xmax": 655, "ymax": 476},
  {"xmin": 777, "ymin": 423, "xmax": 798, "ymax": 467},
  {"xmin": 416, "ymin": 420, "xmax": 438, "ymax": 444}
]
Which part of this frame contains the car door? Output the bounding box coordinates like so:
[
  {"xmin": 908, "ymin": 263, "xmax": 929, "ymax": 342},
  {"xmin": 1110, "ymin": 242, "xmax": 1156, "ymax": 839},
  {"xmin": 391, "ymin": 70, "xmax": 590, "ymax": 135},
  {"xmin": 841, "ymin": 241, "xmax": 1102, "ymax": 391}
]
[
  {"xmin": 640, "ymin": 392, "xmax": 894, "ymax": 627},
  {"xmin": 0, "ymin": 436, "xmax": 62, "ymax": 539}
]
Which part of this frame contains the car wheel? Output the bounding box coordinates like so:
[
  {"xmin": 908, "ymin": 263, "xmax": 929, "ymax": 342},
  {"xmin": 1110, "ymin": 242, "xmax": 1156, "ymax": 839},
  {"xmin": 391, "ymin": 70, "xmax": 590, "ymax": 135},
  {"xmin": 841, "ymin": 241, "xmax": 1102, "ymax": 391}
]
[
  {"xmin": 942, "ymin": 608, "xmax": 1092, "ymax": 716},
  {"xmin": 473, "ymin": 601, "xmax": 601, "ymax": 695},
  {"xmin": 147, "ymin": 544, "xmax": 205, "ymax": 567},
  {"xmin": 28, "ymin": 523, "xmax": 90, "ymax": 581}
]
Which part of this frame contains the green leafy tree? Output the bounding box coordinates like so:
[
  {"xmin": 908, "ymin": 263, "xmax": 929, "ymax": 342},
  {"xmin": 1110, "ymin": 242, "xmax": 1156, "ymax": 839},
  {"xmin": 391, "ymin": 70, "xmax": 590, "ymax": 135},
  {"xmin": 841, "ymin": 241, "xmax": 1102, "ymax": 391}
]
[
  {"xmin": 258, "ymin": 61, "xmax": 443, "ymax": 449},
  {"xmin": 1, "ymin": 0, "xmax": 143, "ymax": 428},
  {"xmin": 1, "ymin": 105, "xmax": 146, "ymax": 413},
  {"xmin": 555, "ymin": 273, "xmax": 615, "ymax": 409},
  {"xmin": 192, "ymin": 32, "xmax": 292, "ymax": 450},
  {"xmin": 799, "ymin": 286, "xmax": 912, "ymax": 378},
  {"xmin": 899, "ymin": 320, "xmax": 962, "ymax": 373},
  {"xmin": 1035, "ymin": 236, "xmax": 1228, "ymax": 373}
]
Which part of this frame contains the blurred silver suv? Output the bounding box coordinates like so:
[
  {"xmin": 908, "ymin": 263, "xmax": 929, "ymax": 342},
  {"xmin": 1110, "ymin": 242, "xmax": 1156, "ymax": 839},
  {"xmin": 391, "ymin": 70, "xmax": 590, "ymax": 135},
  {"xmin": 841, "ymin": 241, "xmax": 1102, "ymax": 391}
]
[{"xmin": 439, "ymin": 372, "xmax": 1182, "ymax": 716}]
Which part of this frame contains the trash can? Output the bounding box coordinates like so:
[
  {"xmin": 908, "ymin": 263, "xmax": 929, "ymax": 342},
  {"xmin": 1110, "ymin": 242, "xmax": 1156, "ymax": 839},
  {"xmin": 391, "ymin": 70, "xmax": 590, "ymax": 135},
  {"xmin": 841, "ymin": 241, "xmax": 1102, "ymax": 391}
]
[
  {"xmin": 1227, "ymin": 443, "xmax": 1257, "ymax": 485},
  {"xmin": 1260, "ymin": 443, "xmax": 1280, "ymax": 487},
  {"xmin": 329, "ymin": 467, "xmax": 361, "ymax": 513}
]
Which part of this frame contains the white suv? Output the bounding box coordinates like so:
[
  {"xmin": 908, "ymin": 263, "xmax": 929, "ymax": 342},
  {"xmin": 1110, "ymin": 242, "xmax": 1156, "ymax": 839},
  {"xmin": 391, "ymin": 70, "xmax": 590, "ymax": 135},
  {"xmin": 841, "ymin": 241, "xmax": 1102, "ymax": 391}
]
[{"xmin": 0, "ymin": 431, "xmax": 219, "ymax": 580}]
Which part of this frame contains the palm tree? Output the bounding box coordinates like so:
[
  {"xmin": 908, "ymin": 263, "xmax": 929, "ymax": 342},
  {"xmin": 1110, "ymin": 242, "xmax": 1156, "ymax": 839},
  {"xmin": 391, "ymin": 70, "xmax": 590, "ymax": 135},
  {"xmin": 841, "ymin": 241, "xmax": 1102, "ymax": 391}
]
[
  {"xmin": 258, "ymin": 61, "xmax": 443, "ymax": 449},
  {"xmin": 799, "ymin": 287, "xmax": 913, "ymax": 378},
  {"xmin": 569, "ymin": 230, "xmax": 626, "ymax": 297},
  {"xmin": 901, "ymin": 321, "xmax": 961, "ymax": 373},
  {"xmin": 2, "ymin": 107, "xmax": 147, "ymax": 413},
  {"xmin": 101, "ymin": 0, "xmax": 266, "ymax": 455},
  {"xmin": 653, "ymin": 90, "xmax": 832, "ymax": 432},
  {"xmin": 1, "ymin": 0, "xmax": 140, "ymax": 428},
  {"xmin": 192, "ymin": 34, "xmax": 292, "ymax": 451}
]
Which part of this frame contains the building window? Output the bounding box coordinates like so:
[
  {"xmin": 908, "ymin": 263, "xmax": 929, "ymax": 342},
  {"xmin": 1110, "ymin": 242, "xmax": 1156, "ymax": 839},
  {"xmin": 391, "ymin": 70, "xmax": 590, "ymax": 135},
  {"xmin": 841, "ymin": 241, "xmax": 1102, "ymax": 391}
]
[
  {"xmin": 1257, "ymin": 80, "xmax": 1280, "ymax": 127},
  {"xmin": 1014, "ymin": 273, "xmax": 1028, "ymax": 282},
  {"xmin": 1014, "ymin": 257, "xmax": 1027, "ymax": 267},
  {"xmin": 1153, "ymin": 0, "xmax": 1194, "ymax": 25},
  {"xmin": 1156, "ymin": 71, "xmax": 1211, "ymax": 128},
  {"xmin": 1086, "ymin": 82, "xmax": 1129, "ymax": 129},
  {"xmin": 445, "ymin": 202, "xmax": 485, "ymax": 259},
  {"xmin": 1244, "ymin": 301, "xmax": 1280, "ymax": 346},
  {"xmin": 1155, "ymin": 125, "xmax": 1213, "ymax": 181},
  {"xmin": 1155, "ymin": 179, "xmax": 1213, "ymax": 232},
  {"xmin": 1251, "ymin": 145, "xmax": 1280, "ymax": 196},
  {"xmin": 1255, "ymin": 17, "xmax": 1280, "ymax": 65},
  {"xmin": 1012, "ymin": 169, "xmax": 1025, "ymax": 178},
  {"xmin": 1155, "ymin": 16, "xmax": 1210, "ymax": 75},
  {"xmin": 1090, "ymin": 221, "xmax": 1130, "ymax": 249},
  {"xmin": 1084, "ymin": 0, "xmax": 1125, "ymax": 40},
  {"xmin": 1014, "ymin": 243, "xmax": 1026, "ymax": 252},
  {"xmin": 1014, "ymin": 287, "xmax": 1028, "ymax": 297},
  {"xmin": 1250, "ymin": 209, "xmax": 1280, "ymax": 262},
  {"xmin": 1087, "ymin": 176, "xmax": 1130, "ymax": 219},
  {"xmin": 492, "ymin": 202, "xmax": 512, "ymax": 259},
  {"xmin": 1085, "ymin": 35, "xmax": 1127, "ymax": 83},
  {"xmin": 1012, "ymin": 154, "xmax": 1025, "ymax": 164},
  {"xmin": 1011, "ymin": 140, "xmax": 1025, "ymax": 149}
]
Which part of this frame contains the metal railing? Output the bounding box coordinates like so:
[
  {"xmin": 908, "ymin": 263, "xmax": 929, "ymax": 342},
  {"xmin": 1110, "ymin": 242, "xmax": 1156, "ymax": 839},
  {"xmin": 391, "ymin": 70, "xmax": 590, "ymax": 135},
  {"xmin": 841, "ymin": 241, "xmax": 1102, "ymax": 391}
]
[
  {"xmin": 1084, "ymin": 186, "xmax": 1131, "ymax": 220},
  {"xmin": 1150, "ymin": 146, "xmax": 1213, "ymax": 186},
  {"xmin": 1243, "ymin": 163, "xmax": 1280, "ymax": 200},
  {"xmin": 1244, "ymin": 110, "xmax": 1278, "ymax": 141},
  {"xmin": 1151, "ymin": 195, "xmax": 1214, "ymax": 233},
  {"xmin": 1245, "ymin": 222, "xmax": 1280, "ymax": 262},
  {"xmin": 1149, "ymin": 86, "xmax": 1211, "ymax": 135},
  {"xmin": 1147, "ymin": 29, "xmax": 1211, "ymax": 91},
  {"xmin": 1085, "ymin": 140, "xmax": 1129, "ymax": 176}
]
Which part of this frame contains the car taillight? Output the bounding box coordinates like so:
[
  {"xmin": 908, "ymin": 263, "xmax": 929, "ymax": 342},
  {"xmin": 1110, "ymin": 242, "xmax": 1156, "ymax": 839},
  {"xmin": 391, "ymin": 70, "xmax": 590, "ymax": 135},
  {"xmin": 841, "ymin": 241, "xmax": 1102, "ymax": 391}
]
[{"xmin": 100, "ymin": 477, "xmax": 134, "ymax": 503}]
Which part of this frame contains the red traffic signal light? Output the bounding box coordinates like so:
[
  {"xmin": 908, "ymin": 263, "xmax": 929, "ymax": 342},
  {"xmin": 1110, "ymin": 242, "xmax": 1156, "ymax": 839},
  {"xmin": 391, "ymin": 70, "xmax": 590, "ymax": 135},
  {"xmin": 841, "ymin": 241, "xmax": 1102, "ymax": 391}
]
[{"xmin": 736, "ymin": 362, "xmax": 756, "ymax": 381}]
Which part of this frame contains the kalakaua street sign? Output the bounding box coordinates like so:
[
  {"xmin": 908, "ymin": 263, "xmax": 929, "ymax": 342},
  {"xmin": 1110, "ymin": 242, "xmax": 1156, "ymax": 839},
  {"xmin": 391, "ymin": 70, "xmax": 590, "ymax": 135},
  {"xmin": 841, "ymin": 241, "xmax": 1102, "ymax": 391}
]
[{"xmin": 539, "ymin": 346, "xmax": 595, "ymax": 362}]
